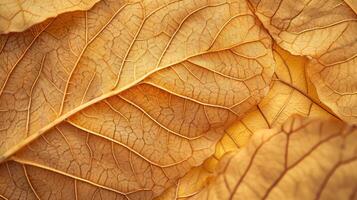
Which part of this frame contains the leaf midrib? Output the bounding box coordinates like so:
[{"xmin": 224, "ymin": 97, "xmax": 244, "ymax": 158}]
[{"xmin": 0, "ymin": 0, "xmax": 270, "ymax": 163}]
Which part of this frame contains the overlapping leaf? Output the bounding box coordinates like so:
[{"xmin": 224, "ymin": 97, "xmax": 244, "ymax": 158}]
[
  {"xmin": 248, "ymin": 0, "xmax": 357, "ymax": 123},
  {"xmin": 0, "ymin": 0, "xmax": 275, "ymax": 199},
  {"xmin": 186, "ymin": 115, "xmax": 357, "ymax": 199},
  {"xmin": 156, "ymin": 46, "xmax": 341, "ymax": 199},
  {"xmin": 1, "ymin": 0, "xmax": 356, "ymax": 199},
  {"xmin": 0, "ymin": 0, "xmax": 100, "ymax": 34}
]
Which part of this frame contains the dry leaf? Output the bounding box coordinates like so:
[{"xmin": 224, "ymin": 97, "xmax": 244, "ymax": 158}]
[
  {"xmin": 0, "ymin": 0, "xmax": 275, "ymax": 161},
  {"xmin": 212, "ymin": 46, "xmax": 341, "ymax": 159},
  {"xmin": 186, "ymin": 115, "xmax": 357, "ymax": 200},
  {"xmin": 155, "ymin": 46, "xmax": 342, "ymax": 200},
  {"xmin": 1, "ymin": 0, "xmax": 356, "ymax": 199},
  {"xmin": 0, "ymin": 0, "xmax": 100, "ymax": 34},
  {"xmin": 248, "ymin": 0, "xmax": 357, "ymax": 123},
  {"xmin": 0, "ymin": 0, "xmax": 275, "ymax": 199}
]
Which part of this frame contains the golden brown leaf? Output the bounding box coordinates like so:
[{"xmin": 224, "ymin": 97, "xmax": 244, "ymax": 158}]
[
  {"xmin": 0, "ymin": 83, "xmax": 239, "ymax": 199},
  {"xmin": 0, "ymin": 0, "xmax": 100, "ymax": 34},
  {"xmin": 187, "ymin": 115, "xmax": 357, "ymax": 200},
  {"xmin": 0, "ymin": 0, "xmax": 275, "ymax": 198},
  {"xmin": 248, "ymin": 0, "xmax": 357, "ymax": 123},
  {"xmin": 0, "ymin": 0, "xmax": 274, "ymax": 162},
  {"xmin": 212, "ymin": 46, "xmax": 341, "ymax": 159},
  {"xmin": 155, "ymin": 46, "xmax": 341, "ymax": 200}
]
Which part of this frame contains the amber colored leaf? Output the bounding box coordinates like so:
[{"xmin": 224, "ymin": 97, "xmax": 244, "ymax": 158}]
[
  {"xmin": 155, "ymin": 46, "xmax": 342, "ymax": 200},
  {"xmin": 0, "ymin": 83, "xmax": 240, "ymax": 199},
  {"xmin": 0, "ymin": 0, "xmax": 275, "ymax": 199},
  {"xmin": 186, "ymin": 115, "xmax": 357, "ymax": 200},
  {"xmin": 0, "ymin": 0, "xmax": 100, "ymax": 34},
  {"xmin": 0, "ymin": 0, "xmax": 274, "ymax": 162},
  {"xmin": 211, "ymin": 46, "xmax": 341, "ymax": 160},
  {"xmin": 248, "ymin": 0, "xmax": 357, "ymax": 123}
]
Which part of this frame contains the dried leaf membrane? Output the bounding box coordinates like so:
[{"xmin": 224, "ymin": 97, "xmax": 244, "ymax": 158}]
[
  {"xmin": 0, "ymin": 0, "xmax": 100, "ymax": 34},
  {"xmin": 248, "ymin": 0, "xmax": 357, "ymax": 124},
  {"xmin": 187, "ymin": 116, "xmax": 357, "ymax": 200},
  {"xmin": 0, "ymin": 0, "xmax": 274, "ymax": 199}
]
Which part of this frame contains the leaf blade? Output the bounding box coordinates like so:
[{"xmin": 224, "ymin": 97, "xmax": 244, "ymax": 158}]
[
  {"xmin": 0, "ymin": 0, "xmax": 100, "ymax": 34},
  {"xmin": 248, "ymin": 0, "xmax": 357, "ymax": 123},
  {"xmin": 0, "ymin": 0, "xmax": 274, "ymax": 163}
]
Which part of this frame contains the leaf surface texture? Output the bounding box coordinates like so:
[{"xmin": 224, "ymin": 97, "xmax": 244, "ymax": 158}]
[
  {"xmin": 248, "ymin": 0, "xmax": 357, "ymax": 123},
  {"xmin": 0, "ymin": 0, "xmax": 100, "ymax": 33},
  {"xmin": 0, "ymin": 0, "xmax": 275, "ymax": 199},
  {"xmin": 185, "ymin": 116, "xmax": 357, "ymax": 200},
  {"xmin": 155, "ymin": 46, "xmax": 342, "ymax": 200}
]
